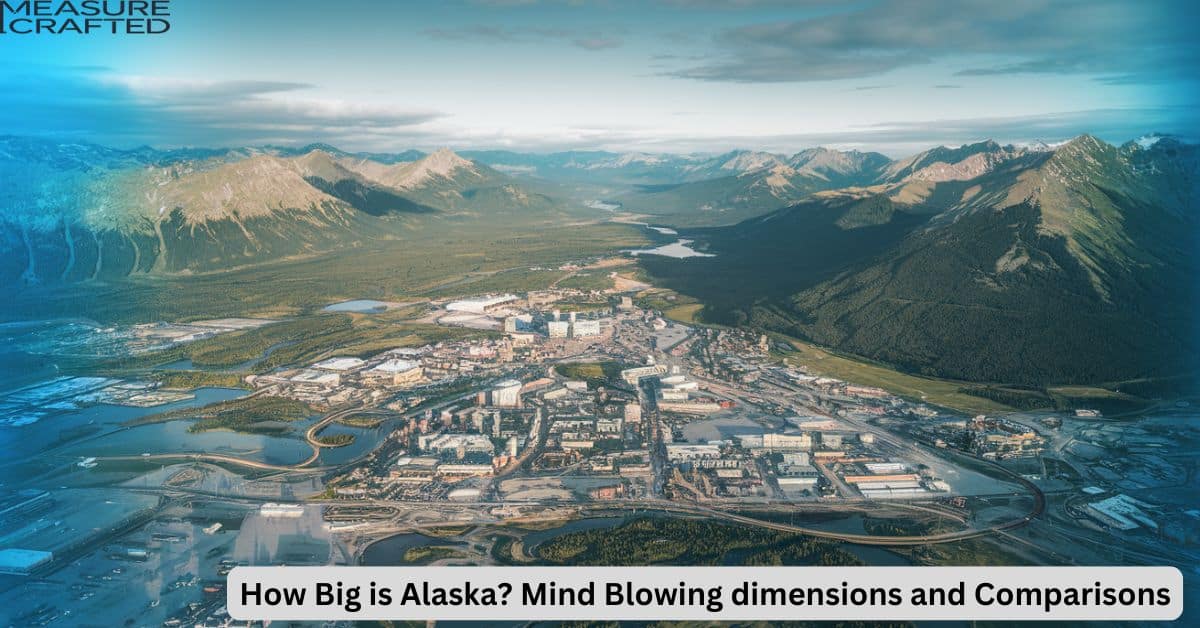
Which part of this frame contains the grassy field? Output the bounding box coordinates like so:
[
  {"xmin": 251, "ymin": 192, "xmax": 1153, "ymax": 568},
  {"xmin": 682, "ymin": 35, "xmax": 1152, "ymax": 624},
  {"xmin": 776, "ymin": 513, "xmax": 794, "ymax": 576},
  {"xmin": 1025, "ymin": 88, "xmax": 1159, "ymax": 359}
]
[
  {"xmin": 7, "ymin": 222, "xmax": 652, "ymax": 325},
  {"xmin": 403, "ymin": 546, "xmax": 470, "ymax": 564},
  {"xmin": 335, "ymin": 415, "xmax": 384, "ymax": 428},
  {"xmin": 663, "ymin": 303, "xmax": 704, "ymax": 324},
  {"xmin": 83, "ymin": 312, "xmax": 483, "ymax": 386},
  {"xmin": 155, "ymin": 370, "xmax": 249, "ymax": 390},
  {"xmin": 127, "ymin": 395, "xmax": 315, "ymax": 435},
  {"xmin": 554, "ymin": 361, "xmax": 624, "ymax": 387},
  {"xmin": 635, "ymin": 288, "xmax": 702, "ymax": 319},
  {"xmin": 776, "ymin": 336, "xmax": 1015, "ymax": 414},
  {"xmin": 315, "ymin": 433, "xmax": 355, "ymax": 447},
  {"xmin": 636, "ymin": 286, "xmax": 1013, "ymax": 414}
]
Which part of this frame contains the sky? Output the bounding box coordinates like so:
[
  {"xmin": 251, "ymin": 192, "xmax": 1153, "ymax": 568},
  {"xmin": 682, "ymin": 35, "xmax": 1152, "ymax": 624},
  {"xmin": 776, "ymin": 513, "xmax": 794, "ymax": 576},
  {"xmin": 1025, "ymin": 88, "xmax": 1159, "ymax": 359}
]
[{"xmin": 1, "ymin": 0, "xmax": 1197, "ymax": 156}]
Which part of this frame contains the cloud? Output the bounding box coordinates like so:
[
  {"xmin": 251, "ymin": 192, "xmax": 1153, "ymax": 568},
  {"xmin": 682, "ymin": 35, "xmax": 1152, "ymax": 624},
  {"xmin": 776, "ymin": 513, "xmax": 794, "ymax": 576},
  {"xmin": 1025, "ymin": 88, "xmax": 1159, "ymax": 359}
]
[
  {"xmin": 0, "ymin": 69, "xmax": 444, "ymax": 149},
  {"xmin": 442, "ymin": 107, "xmax": 1200, "ymax": 156},
  {"xmin": 424, "ymin": 25, "xmax": 622, "ymax": 50},
  {"xmin": 3, "ymin": 70, "xmax": 1195, "ymax": 156},
  {"xmin": 665, "ymin": 0, "xmax": 1200, "ymax": 83}
]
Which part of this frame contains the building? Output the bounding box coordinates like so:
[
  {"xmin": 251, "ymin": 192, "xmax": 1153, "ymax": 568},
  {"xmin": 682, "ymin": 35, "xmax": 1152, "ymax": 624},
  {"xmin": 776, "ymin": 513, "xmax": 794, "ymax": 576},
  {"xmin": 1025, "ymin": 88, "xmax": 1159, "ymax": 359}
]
[
  {"xmin": 508, "ymin": 332, "xmax": 537, "ymax": 346},
  {"xmin": 367, "ymin": 359, "xmax": 424, "ymax": 386},
  {"xmin": 659, "ymin": 388, "xmax": 689, "ymax": 401},
  {"xmin": 504, "ymin": 314, "xmax": 533, "ymax": 333},
  {"xmin": 864, "ymin": 462, "xmax": 907, "ymax": 474},
  {"xmin": 621, "ymin": 364, "xmax": 667, "ymax": 385},
  {"xmin": 788, "ymin": 418, "xmax": 840, "ymax": 431},
  {"xmin": 312, "ymin": 357, "xmax": 366, "ymax": 371},
  {"xmin": 438, "ymin": 464, "xmax": 495, "ymax": 476},
  {"xmin": 543, "ymin": 387, "xmax": 570, "ymax": 401},
  {"xmin": 739, "ymin": 433, "xmax": 812, "ymax": 451},
  {"xmin": 776, "ymin": 474, "xmax": 819, "ymax": 490},
  {"xmin": 624, "ymin": 403, "xmax": 642, "ymax": 423},
  {"xmin": 547, "ymin": 321, "xmax": 570, "ymax": 338},
  {"xmin": 1086, "ymin": 494, "xmax": 1158, "ymax": 531},
  {"xmin": 658, "ymin": 400, "xmax": 722, "ymax": 414},
  {"xmin": 0, "ymin": 549, "xmax": 53, "ymax": 576},
  {"xmin": 491, "ymin": 379, "xmax": 523, "ymax": 407},
  {"xmin": 571, "ymin": 320, "xmax": 602, "ymax": 337},
  {"xmin": 445, "ymin": 294, "xmax": 519, "ymax": 314},
  {"xmin": 260, "ymin": 503, "xmax": 305, "ymax": 518},
  {"xmin": 666, "ymin": 444, "xmax": 721, "ymax": 461},
  {"xmin": 448, "ymin": 488, "xmax": 482, "ymax": 501},
  {"xmin": 420, "ymin": 433, "xmax": 495, "ymax": 456},
  {"xmin": 289, "ymin": 369, "xmax": 340, "ymax": 387},
  {"xmin": 597, "ymin": 417, "xmax": 623, "ymax": 433},
  {"xmin": 843, "ymin": 473, "xmax": 920, "ymax": 485},
  {"xmin": 781, "ymin": 452, "xmax": 810, "ymax": 466}
]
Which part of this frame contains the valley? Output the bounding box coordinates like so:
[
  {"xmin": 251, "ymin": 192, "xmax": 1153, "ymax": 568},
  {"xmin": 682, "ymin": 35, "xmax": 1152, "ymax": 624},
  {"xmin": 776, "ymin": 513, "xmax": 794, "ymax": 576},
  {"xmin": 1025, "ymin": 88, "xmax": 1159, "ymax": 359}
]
[{"xmin": 0, "ymin": 133, "xmax": 1196, "ymax": 626}]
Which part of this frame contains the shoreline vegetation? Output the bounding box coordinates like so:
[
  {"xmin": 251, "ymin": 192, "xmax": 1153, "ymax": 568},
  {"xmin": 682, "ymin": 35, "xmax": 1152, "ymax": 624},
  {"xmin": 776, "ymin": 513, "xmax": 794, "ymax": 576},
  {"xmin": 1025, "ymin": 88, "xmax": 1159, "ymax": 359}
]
[
  {"xmin": 125, "ymin": 395, "xmax": 315, "ymax": 435},
  {"xmin": 315, "ymin": 433, "xmax": 355, "ymax": 447},
  {"xmin": 335, "ymin": 415, "xmax": 384, "ymax": 428}
]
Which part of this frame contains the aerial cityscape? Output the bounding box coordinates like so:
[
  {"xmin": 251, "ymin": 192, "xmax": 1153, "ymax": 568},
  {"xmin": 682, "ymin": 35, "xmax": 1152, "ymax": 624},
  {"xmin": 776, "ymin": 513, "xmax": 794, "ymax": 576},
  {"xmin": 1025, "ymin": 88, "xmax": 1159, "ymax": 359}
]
[{"xmin": 1, "ymin": 1, "xmax": 1197, "ymax": 627}]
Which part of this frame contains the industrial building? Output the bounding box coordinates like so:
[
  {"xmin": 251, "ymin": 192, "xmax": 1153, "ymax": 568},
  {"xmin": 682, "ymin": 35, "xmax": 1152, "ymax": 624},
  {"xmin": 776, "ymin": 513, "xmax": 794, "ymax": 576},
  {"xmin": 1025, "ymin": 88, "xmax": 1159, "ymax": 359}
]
[
  {"xmin": 420, "ymin": 433, "xmax": 496, "ymax": 456},
  {"xmin": 290, "ymin": 369, "xmax": 340, "ymax": 387},
  {"xmin": 657, "ymin": 400, "xmax": 722, "ymax": 414},
  {"xmin": 491, "ymin": 379, "xmax": 523, "ymax": 407},
  {"xmin": 570, "ymin": 320, "xmax": 602, "ymax": 337},
  {"xmin": 445, "ymin": 294, "xmax": 519, "ymax": 314},
  {"xmin": 367, "ymin": 359, "xmax": 424, "ymax": 386},
  {"xmin": 738, "ymin": 432, "xmax": 812, "ymax": 451},
  {"xmin": 666, "ymin": 444, "xmax": 722, "ymax": 461},
  {"xmin": 0, "ymin": 549, "xmax": 53, "ymax": 576},
  {"xmin": 1086, "ymin": 494, "xmax": 1158, "ymax": 531},
  {"xmin": 621, "ymin": 364, "xmax": 667, "ymax": 385},
  {"xmin": 259, "ymin": 503, "xmax": 305, "ymax": 518},
  {"xmin": 312, "ymin": 357, "xmax": 366, "ymax": 371}
]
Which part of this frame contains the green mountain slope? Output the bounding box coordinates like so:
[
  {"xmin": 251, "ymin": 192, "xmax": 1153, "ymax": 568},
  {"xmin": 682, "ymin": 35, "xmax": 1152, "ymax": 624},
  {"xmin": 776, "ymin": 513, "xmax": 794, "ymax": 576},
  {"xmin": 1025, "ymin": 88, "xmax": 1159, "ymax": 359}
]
[
  {"xmin": 0, "ymin": 141, "xmax": 576, "ymax": 284},
  {"xmin": 618, "ymin": 147, "xmax": 890, "ymax": 227},
  {"xmin": 641, "ymin": 135, "xmax": 1198, "ymax": 386}
]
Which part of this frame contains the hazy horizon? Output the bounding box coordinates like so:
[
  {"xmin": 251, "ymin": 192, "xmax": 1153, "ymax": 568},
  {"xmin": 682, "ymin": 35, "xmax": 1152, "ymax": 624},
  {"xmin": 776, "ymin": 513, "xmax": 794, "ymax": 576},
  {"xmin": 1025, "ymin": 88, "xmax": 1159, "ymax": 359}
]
[{"xmin": 2, "ymin": 0, "xmax": 1197, "ymax": 155}]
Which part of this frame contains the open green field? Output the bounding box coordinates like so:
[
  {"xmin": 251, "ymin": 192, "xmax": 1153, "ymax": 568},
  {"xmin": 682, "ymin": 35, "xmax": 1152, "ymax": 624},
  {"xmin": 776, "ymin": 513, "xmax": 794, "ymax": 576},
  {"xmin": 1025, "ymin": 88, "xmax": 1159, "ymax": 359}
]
[
  {"xmin": 90, "ymin": 313, "xmax": 487, "ymax": 381},
  {"xmin": 554, "ymin": 361, "xmax": 624, "ymax": 387},
  {"xmin": 155, "ymin": 370, "xmax": 250, "ymax": 390},
  {"xmin": 777, "ymin": 336, "xmax": 1015, "ymax": 414},
  {"xmin": 663, "ymin": 302, "xmax": 704, "ymax": 324},
  {"xmin": 126, "ymin": 395, "xmax": 315, "ymax": 435},
  {"xmin": 7, "ymin": 222, "xmax": 651, "ymax": 325},
  {"xmin": 536, "ymin": 517, "xmax": 864, "ymax": 567}
]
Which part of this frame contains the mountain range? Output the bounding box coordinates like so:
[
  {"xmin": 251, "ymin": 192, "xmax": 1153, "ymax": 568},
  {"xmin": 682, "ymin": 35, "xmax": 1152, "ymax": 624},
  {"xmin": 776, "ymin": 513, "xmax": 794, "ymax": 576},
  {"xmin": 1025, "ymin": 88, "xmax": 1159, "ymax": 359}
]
[
  {"xmin": 638, "ymin": 134, "xmax": 1198, "ymax": 386},
  {"xmin": 1, "ymin": 132, "xmax": 1194, "ymax": 388},
  {"xmin": 0, "ymin": 138, "xmax": 572, "ymax": 281}
]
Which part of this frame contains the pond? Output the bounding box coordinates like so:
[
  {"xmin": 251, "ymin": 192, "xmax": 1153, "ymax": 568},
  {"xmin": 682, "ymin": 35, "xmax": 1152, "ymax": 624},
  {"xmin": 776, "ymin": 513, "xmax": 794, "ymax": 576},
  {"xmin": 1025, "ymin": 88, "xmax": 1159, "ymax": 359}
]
[
  {"xmin": 323, "ymin": 299, "xmax": 397, "ymax": 313},
  {"xmin": 626, "ymin": 238, "xmax": 715, "ymax": 259}
]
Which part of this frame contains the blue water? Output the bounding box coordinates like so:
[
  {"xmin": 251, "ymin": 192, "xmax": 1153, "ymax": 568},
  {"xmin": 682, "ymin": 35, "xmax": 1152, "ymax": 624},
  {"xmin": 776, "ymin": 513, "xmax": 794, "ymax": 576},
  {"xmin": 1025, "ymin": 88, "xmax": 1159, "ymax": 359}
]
[{"xmin": 323, "ymin": 299, "xmax": 392, "ymax": 313}]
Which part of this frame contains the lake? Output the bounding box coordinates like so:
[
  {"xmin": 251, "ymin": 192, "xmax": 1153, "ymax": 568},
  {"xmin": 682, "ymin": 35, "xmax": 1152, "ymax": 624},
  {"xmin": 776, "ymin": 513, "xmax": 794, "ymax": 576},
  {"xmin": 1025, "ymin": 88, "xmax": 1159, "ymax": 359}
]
[
  {"xmin": 323, "ymin": 299, "xmax": 397, "ymax": 313},
  {"xmin": 626, "ymin": 239, "xmax": 715, "ymax": 258}
]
